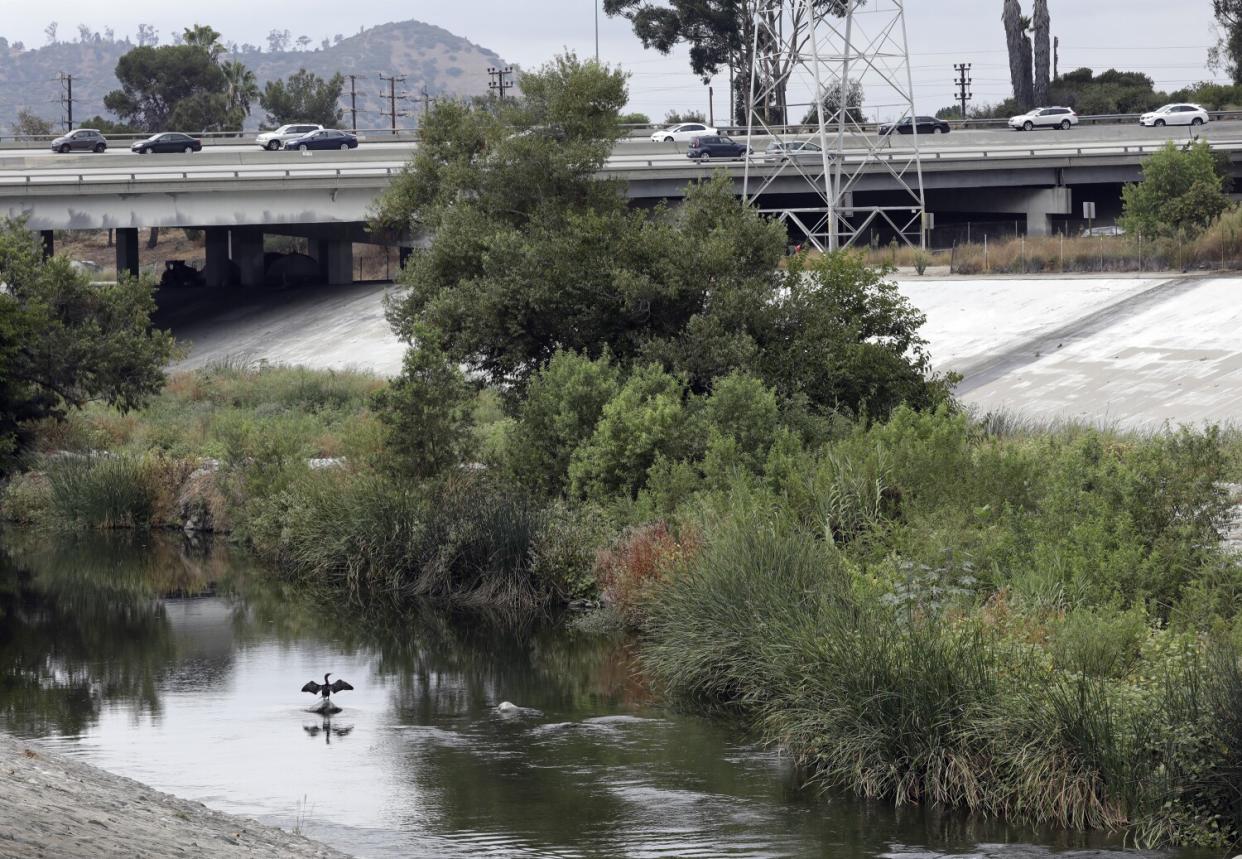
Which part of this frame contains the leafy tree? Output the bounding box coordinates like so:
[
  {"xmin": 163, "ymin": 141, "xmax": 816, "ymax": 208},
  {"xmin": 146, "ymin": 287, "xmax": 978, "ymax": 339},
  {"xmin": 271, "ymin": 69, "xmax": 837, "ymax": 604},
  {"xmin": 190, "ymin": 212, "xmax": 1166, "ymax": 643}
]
[
  {"xmin": 605, "ymin": 1, "xmax": 850, "ymax": 125},
  {"xmin": 0, "ymin": 221, "xmax": 175, "ymax": 471},
  {"xmin": 568, "ymin": 364, "xmax": 698, "ymax": 500},
  {"xmin": 104, "ymin": 45, "xmax": 237, "ymax": 132},
  {"xmin": 1212, "ymin": 0, "xmax": 1242, "ymax": 83},
  {"xmin": 267, "ymin": 29, "xmax": 291, "ymax": 53},
  {"xmin": 1120, "ymin": 141, "xmax": 1231, "ymax": 239},
  {"xmin": 504, "ymin": 350, "xmax": 622, "ymax": 497},
  {"xmin": 12, "ymin": 109, "xmax": 53, "ymax": 140},
  {"xmin": 663, "ymin": 109, "xmax": 706, "ymax": 124},
  {"xmin": 75, "ymin": 115, "xmax": 138, "ymax": 136},
  {"xmin": 259, "ymin": 69, "xmax": 345, "ymax": 127},
  {"xmin": 378, "ymin": 53, "xmax": 942, "ymax": 440},
  {"xmin": 372, "ymin": 333, "xmax": 476, "ymax": 480},
  {"xmin": 800, "ymin": 78, "xmax": 863, "ymax": 125},
  {"xmin": 619, "ymin": 111, "xmax": 651, "ymax": 125}
]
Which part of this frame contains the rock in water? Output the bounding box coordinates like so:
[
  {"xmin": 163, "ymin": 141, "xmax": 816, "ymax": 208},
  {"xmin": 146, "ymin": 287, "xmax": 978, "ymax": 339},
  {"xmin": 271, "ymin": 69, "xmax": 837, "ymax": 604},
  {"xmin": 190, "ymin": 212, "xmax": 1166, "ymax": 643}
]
[
  {"xmin": 497, "ymin": 701, "xmax": 518, "ymax": 714},
  {"xmin": 310, "ymin": 698, "xmax": 342, "ymax": 715}
]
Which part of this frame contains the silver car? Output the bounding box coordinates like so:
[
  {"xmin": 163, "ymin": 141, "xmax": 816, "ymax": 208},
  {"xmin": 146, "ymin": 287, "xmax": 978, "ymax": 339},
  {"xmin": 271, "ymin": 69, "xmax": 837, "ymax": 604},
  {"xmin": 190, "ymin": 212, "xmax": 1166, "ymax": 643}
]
[
  {"xmin": 255, "ymin": 123, "xmax": 324, "ymax": 151},
  {"xmin": 50, "ymin": 128, "xmax": 108, "ymax": 153}
]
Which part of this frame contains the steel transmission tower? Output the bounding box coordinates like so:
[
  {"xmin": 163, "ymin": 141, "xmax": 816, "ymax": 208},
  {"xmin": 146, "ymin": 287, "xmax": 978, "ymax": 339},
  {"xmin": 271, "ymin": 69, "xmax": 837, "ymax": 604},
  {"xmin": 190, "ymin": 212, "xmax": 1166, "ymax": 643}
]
[{"xmin": 742, "ymin": 0, "xmax": 926, "ymax": 251}]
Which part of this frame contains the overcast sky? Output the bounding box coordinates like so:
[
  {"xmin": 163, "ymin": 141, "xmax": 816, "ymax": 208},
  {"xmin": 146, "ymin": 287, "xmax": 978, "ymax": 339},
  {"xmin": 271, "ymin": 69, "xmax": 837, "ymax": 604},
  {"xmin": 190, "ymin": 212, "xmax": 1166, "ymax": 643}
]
[{"xmin": 1, "ymin": 1, "xmax": 1228, "ymax": 120}]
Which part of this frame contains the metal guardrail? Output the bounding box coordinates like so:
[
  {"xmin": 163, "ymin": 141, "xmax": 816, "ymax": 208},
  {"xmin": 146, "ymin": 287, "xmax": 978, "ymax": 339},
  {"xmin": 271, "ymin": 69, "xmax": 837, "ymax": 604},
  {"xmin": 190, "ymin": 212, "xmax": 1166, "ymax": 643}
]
[
  {"xmin": 7, "ymin": 111, "xmax": 1242, "ymax": 148},
  {"xmin": 3, "ymin": 136, "xmax": 1241, "ymax": 189}
]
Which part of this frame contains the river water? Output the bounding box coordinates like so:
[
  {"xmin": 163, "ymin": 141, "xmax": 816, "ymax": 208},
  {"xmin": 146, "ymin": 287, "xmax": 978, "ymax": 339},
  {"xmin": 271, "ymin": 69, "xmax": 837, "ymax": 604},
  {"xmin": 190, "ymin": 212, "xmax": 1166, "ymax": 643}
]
[{"xmin": 0, "ymin": 532, "xmax": 1216, "ymax": 859}]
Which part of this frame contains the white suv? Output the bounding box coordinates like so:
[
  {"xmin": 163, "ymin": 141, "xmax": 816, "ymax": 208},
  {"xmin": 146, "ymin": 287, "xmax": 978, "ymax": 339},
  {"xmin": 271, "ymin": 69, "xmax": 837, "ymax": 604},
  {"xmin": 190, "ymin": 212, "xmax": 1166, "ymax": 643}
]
[
  {"xmin": 255, "ymin": 123, "xmax": 325, "ymax": 150},
  {"xmin": 1139, "ymin": 103, "xmax": 1208, "ymax": 127},
  {"xmin": 650, "ymin": 122, "xmax": 716, "ymax": 143},
  {"xmin": 1008, "ymin": 106, "xmax": 1078, "ymax": 131}
]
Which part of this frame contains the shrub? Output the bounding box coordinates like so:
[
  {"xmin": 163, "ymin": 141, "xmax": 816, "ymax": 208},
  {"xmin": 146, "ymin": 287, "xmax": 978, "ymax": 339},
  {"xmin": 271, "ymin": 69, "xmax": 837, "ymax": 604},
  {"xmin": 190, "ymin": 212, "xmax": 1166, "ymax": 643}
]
[
  {"xmin": 569, "ymin": 365, "xmax": 699, "ymax": 501},
  {"xmin": 1120, "ymin": 141, "xmax": 1230, "ymax": 239},
  {"xmin": 594, "ymin": 521, "xmax": 701, "ymax": 623},
  {"xmin": 504, "ymin": 349, "xmax": 621, "ymax": 497}
]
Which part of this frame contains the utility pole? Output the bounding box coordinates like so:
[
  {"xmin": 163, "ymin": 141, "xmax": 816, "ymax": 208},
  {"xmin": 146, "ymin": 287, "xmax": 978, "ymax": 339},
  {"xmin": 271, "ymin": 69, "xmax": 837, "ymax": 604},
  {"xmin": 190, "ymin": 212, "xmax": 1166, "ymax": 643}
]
[
  {"xmin": 1053, "ymin": 36, "xmax": 1059, "ymax": 79},
  {"xmin": 345, "ymin": 74, "xmax": 358, "ymax": 131},
  {"xmin": 595, "ymin": 0, "xmax": 600, "ymax": 63},
  {"xmin": 419, "ymin": 85, "xmax": 434, "ymax": 119},
  {"xmin": 487, "ymin": 66, "xmax": 514, "ymax": 99},
  {"xmin": 58, "ymin": 72, "xmax": 74, "ymax": 130},
  {"xmin": 378, "ymin": 73, "xmax": 407, "ymax": 133},
  {"xmin": 953, "ymin": 63, "xmax": 972, "ymax": 120}
]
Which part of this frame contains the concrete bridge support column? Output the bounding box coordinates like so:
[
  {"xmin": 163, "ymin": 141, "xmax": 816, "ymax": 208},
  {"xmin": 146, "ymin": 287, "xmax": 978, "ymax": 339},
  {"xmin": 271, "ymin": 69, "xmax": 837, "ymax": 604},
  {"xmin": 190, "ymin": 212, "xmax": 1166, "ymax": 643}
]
[
  {"xmin": 314, "ymin": 239, "xmax": 354, "ymax": 285},
  {"xmin": 203, "ymin": 228, "xmax": 231, "ymax": 287},
  {"xmin": 39, "ymin": 230, "xmax": 54, "ymax": 259},
  {"xmin": 231, "ymin": 228, "xmax": 265, "ymax": 287},
  {"xmin": 115, "ymin": 228, "xmax": 140, "ymax": 280},
  {"xmin": 1024, "ymin": 188, "xmax": 1073, "ymax": 236}
]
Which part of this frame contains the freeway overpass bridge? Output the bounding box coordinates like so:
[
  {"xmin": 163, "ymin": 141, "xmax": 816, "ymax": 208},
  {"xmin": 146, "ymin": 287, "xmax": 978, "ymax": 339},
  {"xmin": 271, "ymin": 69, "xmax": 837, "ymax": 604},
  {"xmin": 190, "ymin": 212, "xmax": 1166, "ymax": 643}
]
[{"xmin": 3, "ymin": 122, "xmax": 1238, "ymax": 284}]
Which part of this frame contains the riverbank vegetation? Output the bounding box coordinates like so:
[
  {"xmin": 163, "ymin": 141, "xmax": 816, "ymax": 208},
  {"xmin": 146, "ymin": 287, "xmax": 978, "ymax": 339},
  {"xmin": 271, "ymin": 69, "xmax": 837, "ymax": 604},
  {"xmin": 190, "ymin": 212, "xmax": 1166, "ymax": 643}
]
[{"xmin": 5, "ymin": 54, "xmax": 1242, "ymax": 848}]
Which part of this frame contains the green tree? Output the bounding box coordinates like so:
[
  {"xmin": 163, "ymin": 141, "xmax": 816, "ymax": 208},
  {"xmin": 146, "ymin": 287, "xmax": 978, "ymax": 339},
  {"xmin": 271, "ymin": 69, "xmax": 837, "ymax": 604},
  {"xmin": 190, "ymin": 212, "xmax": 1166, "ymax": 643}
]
[
  {"xmin": 0, "ymin": 221, "xmax": 175, "ymax": 471},
  {"xmin": 259, "ymin": 69, "xmax": 345, "ymax": 127},
  {"xmin": 568, "ymin": 364, "xmax": 698, "ymax": 500},
  {"xmin": 103, "ymin": 44, "xmax": 236, "ymax": 132},
  {"xmin": 75, "ymin": 115, "xmax": 139, "ymax": 136},
  {"xmin": 504, "ymin": 350, "xmax": 622, "ymax": 497},
  {"xmin": 1212, "ymin": 0, "xmax": 1242, "ymax": 83},
  {"xmin": 372, "ymin": 334, "xmax": 476, "ymax": 480},
  {"xmin": 221, "ymin": 60, "xmax": 259, "ymax": 118},
  {"xmin": 1120, "ymin": 141, "xmax": 1231, "ymax": 239}
]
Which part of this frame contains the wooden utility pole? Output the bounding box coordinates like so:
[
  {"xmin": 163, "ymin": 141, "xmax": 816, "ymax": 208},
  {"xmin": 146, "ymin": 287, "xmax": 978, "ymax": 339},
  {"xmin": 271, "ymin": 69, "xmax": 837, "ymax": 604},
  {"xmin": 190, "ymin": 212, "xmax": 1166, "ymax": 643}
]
[
  {"xmin": 953, "ymin": 63, "xmax": 972, "ymax": 119},
  {"xmin": 346, "ymin": 74, "xmax": 358, "ymax": 131},
  {"xmin": 487, "ymin": 66, "xmax": 514, "ymax": 99},
  {"xmin": 378, "ymin": 73, "xmax": 407, "ymax": 133}
]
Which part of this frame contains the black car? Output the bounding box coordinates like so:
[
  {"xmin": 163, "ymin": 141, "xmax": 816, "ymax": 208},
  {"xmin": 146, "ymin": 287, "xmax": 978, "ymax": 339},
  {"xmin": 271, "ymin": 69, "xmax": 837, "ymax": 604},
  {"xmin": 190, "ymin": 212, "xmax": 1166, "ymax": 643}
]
[
  {"xmin": 131, "ymin": 133, "xmax": 203, "ymax": 154},
  {"xmin": 50, "ymin": 128, "xmax": 107, "ymax": 153},
  {"xmin": 878, "ymin": 116, "xmax": 951, "ymax": 136},
  {"xmin": 687, "ymin": 135, "xmax": 749, "ymax": 160},
  {"xmin": 284, "ymin": 129, "xmax": 359, "ymax": 151}
]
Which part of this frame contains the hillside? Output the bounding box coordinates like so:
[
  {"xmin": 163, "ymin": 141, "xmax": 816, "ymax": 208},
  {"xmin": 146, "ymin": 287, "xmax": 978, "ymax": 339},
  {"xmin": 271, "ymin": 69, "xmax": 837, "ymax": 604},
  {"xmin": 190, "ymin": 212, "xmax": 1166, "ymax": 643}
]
[{"xmin": 0, "ymin": 20, "xmax": 505, "ymax": 133}]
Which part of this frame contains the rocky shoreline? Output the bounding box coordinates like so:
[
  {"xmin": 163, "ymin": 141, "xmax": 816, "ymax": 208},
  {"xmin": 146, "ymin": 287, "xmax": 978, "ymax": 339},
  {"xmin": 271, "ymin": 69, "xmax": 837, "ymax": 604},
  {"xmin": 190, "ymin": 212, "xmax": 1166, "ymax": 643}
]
[{"xmin": 0, "ymin": 733, "xmax": 353, "ymax": 859}]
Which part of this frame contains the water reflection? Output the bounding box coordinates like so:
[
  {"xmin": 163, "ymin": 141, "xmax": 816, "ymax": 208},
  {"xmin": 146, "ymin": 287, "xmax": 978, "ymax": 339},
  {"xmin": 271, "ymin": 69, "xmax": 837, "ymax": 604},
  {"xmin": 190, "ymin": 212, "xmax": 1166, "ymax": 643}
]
[
  {"xmin": 303, "ymin": 715, "xmax": 354, "ymax": 744},
  {"xmin": 0, "ymin": 531, "xmax": 1214, "ymax": 859}
]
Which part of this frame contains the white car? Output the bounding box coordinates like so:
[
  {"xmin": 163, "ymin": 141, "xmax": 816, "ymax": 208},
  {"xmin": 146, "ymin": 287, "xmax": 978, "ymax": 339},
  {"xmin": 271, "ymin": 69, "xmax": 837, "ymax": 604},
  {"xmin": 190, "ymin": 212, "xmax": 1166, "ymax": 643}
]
[
  {"xmin": 650, "ymin": 122, "xmax": 716, "ymax": 143},
  {"xmin": 255, "ymin": 123, "xmax": 325, "ymax": 151},
  {"xmin": 1139, "ymin": 103, "xmax": 1208, "ymax": 127},
  {"xmin": 1008, "ymin": 106, "xmax": 1078, "ymax": 131}
]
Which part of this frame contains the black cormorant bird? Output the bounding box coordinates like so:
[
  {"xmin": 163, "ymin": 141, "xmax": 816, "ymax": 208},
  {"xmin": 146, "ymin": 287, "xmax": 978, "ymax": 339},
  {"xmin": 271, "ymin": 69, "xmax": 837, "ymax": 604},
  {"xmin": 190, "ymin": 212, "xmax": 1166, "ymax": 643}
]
[{"xmin": 302, "ymin": 672, "xmax": 354, "ymax": 701}]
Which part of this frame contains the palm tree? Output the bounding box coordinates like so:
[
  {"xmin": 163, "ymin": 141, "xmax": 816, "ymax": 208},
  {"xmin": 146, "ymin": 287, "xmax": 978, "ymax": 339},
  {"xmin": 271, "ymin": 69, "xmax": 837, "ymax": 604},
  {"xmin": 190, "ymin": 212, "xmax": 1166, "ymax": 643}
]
[
  {"xmin": 1032, "ymin": 0, "xmax": 1051, "ymax": 104},
  {"xmin": 183, "ymin": 24, "xmax": 225, "ymax": 65},
  {"xmin": 222, "ymin": 60, "xmax": 259, "ymax": 117},
  {"xmin": 1002, "ymin": 0, "xmax": 1033, "ymax": 109}
]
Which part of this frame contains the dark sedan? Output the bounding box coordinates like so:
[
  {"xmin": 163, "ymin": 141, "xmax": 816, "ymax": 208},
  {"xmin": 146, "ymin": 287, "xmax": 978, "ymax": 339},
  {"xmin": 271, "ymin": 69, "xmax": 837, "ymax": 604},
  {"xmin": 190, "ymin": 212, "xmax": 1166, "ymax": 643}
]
[
  {"xmin": 284, "ymin": 129, "xmax": 359, "ymax": 151},
  {"xmin": 878, "ymin": 116, "xmax": 951, "ymax": 136},
  {"xmin": 687, "ymin": 134, "xmax": 749, "ymax": 160},
  {"xmin": 131, "ymin": 133, "xmax": 203, "ymax": 154}
]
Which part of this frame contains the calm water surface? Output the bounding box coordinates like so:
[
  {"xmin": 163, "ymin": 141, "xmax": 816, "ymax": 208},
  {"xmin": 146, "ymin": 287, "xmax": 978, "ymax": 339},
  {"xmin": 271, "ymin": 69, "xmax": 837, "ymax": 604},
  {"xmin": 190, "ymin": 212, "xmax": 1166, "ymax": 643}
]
[{"xmin": 0, "ymin": 532, "xmax": 1218, "ymax": 859}]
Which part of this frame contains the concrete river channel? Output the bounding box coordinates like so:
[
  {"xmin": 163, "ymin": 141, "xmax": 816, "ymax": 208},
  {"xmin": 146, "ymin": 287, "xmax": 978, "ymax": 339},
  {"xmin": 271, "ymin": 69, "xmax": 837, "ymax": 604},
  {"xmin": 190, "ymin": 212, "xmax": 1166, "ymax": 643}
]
[{"xmin": 0, "ymin": 531, "xmax": 1220, "ymax": 858}]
